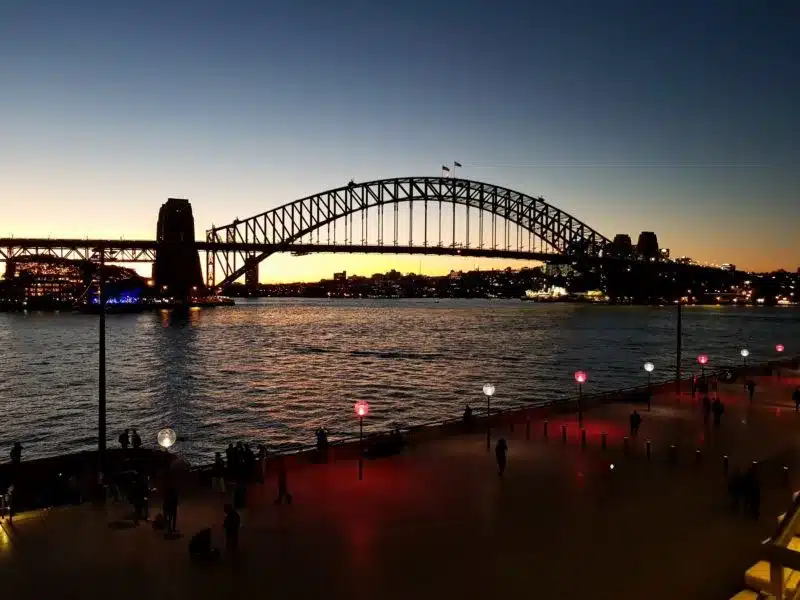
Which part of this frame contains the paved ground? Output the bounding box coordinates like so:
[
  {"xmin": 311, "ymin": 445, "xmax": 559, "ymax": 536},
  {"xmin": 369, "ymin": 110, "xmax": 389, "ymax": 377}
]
[{"xmin": 2, "ymin": 369, "xmax": 800, "ymax": 600}]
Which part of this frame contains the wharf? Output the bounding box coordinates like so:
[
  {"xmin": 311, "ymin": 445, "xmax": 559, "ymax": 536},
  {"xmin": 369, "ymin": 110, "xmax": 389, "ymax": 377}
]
[{"xmin": 2, "ymin": 363, "xmax": 800, "ymax": 599}]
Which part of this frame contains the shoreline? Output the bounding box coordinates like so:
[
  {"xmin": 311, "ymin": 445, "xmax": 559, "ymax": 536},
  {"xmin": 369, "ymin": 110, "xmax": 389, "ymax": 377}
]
[{"xmin": 4, "ymin": 357, "xmax": 795, "ymax": 490}]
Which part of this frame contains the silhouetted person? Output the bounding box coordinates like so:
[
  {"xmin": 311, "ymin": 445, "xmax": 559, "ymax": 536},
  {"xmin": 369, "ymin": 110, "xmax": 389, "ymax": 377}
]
[
  {"xmin": 629, "ymin": 410, "xmax": 642, "ymax": 436},
  {"xmin": 131, "ymin": 430, "xmax": 142, "ymax": 449},
  {"xmin": 711, "ymin": 398, "xmax": 724, "ymax": 426},
  {"xmin": 495, "ymin": 438, "xmax": 508, "ymax": 476},
  {"xmin": 711, "ymin": 376, "xmax": 719, "ymax": 396},
  {"xmin": 463, "ymin": 405, "xmax": 474, "ymax": 426},
  {"xmin": 163, "ymin": 485, "xmax": 178, "ymax": 533},
  {"xmin": 691, "ymin": 375, "xmax": 697, "ymax": 399},
  {"xmin": 315, "ymin": 427, "xmax": 329, "ymax": 452},
  {"xmin": 189, "ymin": 528, "xmax": 213, "ymax": 560},
  {"xmin": 746, "ymin": 380, "xmax": 756, "ymax": 402},
  {"xmin": 275, "ymin": 457, "xmax": 292, "ymax": 504},
  {"xmin": 118, "ymin": 429, "xmax": 130, "ymax": 450},
  {"xmin": 10, "ymin": 442, "xmax": 23, "ymax": 466},
  {"xmin": 223, "ymin": 504, "xmax": 240, "ymax": 557},
  {"xmin": 793, "ymin": 388, "xmax": 800, "ymax": 412},
  {"xmin": 702, "ymin": 395, "xmax": 712, "ymax": 425},
  {"xmin": 743, "ymin": 465, "xmax": 761, "ymax": 519}
]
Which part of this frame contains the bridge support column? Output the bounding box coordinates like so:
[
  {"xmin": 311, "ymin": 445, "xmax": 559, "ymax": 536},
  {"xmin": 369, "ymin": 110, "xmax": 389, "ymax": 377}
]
[{"xmin": 245, "ymin": 256, "xmax": 259, "ymax": 292}]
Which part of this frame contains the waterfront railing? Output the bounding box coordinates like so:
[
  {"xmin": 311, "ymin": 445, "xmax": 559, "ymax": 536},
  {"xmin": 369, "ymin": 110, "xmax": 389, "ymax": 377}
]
[{"xmin": 189, "ymin": 355, "xmax": 797, "ymax": 474}]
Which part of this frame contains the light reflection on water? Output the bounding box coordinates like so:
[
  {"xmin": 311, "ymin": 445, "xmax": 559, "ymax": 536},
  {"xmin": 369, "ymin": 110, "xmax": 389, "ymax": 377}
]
[{"xmin": 0, "ymin": 299, "xmax": 797, "ymax": 464}]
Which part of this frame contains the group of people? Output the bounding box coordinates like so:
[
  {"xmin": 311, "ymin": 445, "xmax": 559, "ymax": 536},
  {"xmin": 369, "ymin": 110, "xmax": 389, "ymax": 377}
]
[
  {"xmin": 728, "ymin": 464, "xmax": 761, "ymax": 519},
  {"xmin": 213, "ymin": 442, "xmax": 267, "ymax": 487},
  {"xmin": 118, "ymin": 429, "xmax": 143, "ymax": 450}
]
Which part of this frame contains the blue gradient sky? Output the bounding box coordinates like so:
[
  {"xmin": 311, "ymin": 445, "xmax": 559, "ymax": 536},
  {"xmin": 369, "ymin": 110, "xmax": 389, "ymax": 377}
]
[{"xmin": 2, "ymin": 0, "xmax": 798, "ymax": 281}]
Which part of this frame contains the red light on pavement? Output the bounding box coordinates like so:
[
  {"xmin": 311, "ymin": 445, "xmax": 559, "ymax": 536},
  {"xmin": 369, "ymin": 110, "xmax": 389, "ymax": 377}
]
[
  {"xmin": 574, "ymin": 371, "xmax": 587, "ymax": 384},
  {"xmin": 697, "ymin": 354, "xmax": 708, "ymax": 365},
  {"xmin": 354, "ymin": 400, "xmax": 369, "ymax": 417}
]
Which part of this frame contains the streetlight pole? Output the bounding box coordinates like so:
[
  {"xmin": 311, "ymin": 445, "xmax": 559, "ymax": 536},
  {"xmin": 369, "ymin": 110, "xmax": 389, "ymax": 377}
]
[
  {"xmin": 98, "ymin": 252, "xmax": 107, "ymax": 481},
  {"xmin": 354, "ymin": 400, "xmax": 369, "ymax": 480},
  {"xmin": 359, "ymin": 415, "xmax": 363, "ymax": 481},
  {"xmin": 675, "ymin": 301, "xmax": 682, "ymax": 394},
  {"xmin": 644, "ymin": 362, "xmax": 654, "ymax": 411},
  {"xmin": 483, "ymin": 383, "xmax": 495, "ymax": 452},
  {"xmin": 574, "ymin": 371, "xmax": 587, "ymax": 426}
]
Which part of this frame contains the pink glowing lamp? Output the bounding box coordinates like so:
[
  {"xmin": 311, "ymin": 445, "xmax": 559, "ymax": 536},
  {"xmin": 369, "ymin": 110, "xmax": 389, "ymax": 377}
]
[
  {"xmin": 697, "ymin": 354, "xmax": 708, "ymax": 366},
  {"xmin": 354, "ymin": 400, "xmax": 369, "ymax": 418},
  {"xmin": 776, "ymin": 344, "xmax": 785, "ymax": 353},
  {"xmin": 574, "ymin": 371, "xmax": 588, "ymax": 384}
]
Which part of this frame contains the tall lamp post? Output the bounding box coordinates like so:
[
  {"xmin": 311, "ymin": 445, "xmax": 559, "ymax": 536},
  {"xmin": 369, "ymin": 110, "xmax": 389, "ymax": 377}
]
[
  {"xmin": 644, "ymin": 362, "xmax": 654, "ymax": 411},
  {"xmin": 697, "ymin": 354, "xmax": 708, "ymax": 378},
  {"xmin": 483, "ymin": 383, "xmax": 495, "ymax": 451},
  {"xmin": 675, "ymin": 300, "xmax": 682, "ymax": 394},
  {"xmin": 740, "ymin": 348, "xmax": 749, "ymax": 381},
  {"xmin": 354, "ymin": 400, "xmax": 369, "ymax": 480},
  {"xmin": 574, "ymin": 371, "xmax": 587, "ymax": 425},
  {"xmin": 98, "ymin": 253, "xmax": 107, "ymax": 483}
]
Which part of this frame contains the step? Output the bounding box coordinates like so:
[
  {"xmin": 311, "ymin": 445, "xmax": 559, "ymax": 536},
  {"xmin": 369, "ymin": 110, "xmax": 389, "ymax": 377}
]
[
  {"xmin": 744, "ymin": 561, "xmax": 800, "ymax": 598},
  {"xmin": 729, "ymin": 590, "xmax": 775, "ymax": 600}
]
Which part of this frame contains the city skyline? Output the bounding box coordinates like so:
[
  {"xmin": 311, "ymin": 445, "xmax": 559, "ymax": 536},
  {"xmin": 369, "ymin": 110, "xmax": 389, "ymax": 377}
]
[{"xmin": 2, "ymin": 0, "xmax": 798, "ymax": 281}]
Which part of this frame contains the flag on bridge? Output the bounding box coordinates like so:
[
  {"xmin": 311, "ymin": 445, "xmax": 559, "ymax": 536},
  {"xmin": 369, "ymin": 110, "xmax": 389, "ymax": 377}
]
[
  {"xmin": 441, "ymin": 165, "xmax": 450, "ymax": 172},
  {"xmin": 454, "ymin": 161, "xmax": 462, "ymax": 167}
]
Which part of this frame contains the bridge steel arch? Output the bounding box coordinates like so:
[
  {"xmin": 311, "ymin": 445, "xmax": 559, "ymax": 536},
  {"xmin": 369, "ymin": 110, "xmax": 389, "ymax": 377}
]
[{"xmin": 205, "ymin": 176, "xmax": 611, "ymax": 287}]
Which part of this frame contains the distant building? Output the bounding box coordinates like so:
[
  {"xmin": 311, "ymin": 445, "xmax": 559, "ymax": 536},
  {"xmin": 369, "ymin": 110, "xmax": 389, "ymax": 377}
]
[
  {"xmin": 636, "ymin": 232, "xmax": 660, "ymax": 260},
  {"xmin": 333, "ymin": 271, "xmax": 347, "ymax": 281},
  {"xmin": 245, "ymin": 257, "xmax": 259, "ymax": 290},
  {"xmin": 611, "ymin": 234, "xmax": 634, "ymax": 258}
]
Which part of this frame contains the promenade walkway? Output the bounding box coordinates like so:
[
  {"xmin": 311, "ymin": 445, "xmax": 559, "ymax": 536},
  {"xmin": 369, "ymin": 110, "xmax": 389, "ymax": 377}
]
[{"xmin": 2, "ymin": 368, "xmax": 800, "ymax": 600}]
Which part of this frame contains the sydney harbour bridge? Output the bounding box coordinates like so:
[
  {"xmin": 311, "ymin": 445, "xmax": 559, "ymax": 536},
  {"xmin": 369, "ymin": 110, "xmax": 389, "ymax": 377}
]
[{"xmin": 0, "ymin": 176, "xmax": 696, "ymax": 295}]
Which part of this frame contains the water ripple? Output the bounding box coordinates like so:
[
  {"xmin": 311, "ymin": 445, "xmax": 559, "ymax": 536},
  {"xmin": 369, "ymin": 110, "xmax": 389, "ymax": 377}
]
[{"xmin": 0, "ymin": 300, "xmax": 798, "ymax": 464}]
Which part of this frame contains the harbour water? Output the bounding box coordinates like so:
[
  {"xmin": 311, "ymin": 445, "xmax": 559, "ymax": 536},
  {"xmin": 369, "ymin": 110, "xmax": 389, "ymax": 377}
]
[{"xmin": 0, "ymin": 299, "xmax": 797, "ymax": 465}]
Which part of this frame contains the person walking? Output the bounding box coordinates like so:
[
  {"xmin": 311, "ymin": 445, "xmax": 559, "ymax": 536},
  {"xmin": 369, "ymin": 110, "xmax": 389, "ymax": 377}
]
[
  {"xmin": 629, "ymin": 410, "xmax": 642, "ymax": 437},
  {"xmin": 746, "ymin": 380, "xmax": 756, "ymax": 403},
  {"xmin": 495, "ymin": 438, "xmax": 508, "ymax": 477},
  {"xmin": 131, "ymin": 430, "xmax": 142, "ymax": 449},
  {"xmin": 712, "ymin": 398, "xmax": 725, "ymax": 427},
  {"xmin": 10, "ymin": 442, "xmax": 23, "ymax": 466}
]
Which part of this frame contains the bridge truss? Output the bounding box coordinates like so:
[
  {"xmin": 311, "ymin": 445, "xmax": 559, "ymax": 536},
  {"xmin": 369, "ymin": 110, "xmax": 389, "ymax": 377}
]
[{"xmin": 206, "ymin": 176, "xmax": 612, "ymax": 287}]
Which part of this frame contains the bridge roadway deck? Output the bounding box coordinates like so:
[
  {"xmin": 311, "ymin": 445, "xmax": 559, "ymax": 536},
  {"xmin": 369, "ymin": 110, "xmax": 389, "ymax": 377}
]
[{"xmin": 3, "ymin": 369, "xmax": 800, "ymax": 600}]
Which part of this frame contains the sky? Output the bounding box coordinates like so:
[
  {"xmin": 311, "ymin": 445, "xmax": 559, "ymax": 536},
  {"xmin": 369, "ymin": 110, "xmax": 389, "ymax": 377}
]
[{"xmin": 1, "ymin": 0, "xmax": 798, "ymax": 282}]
